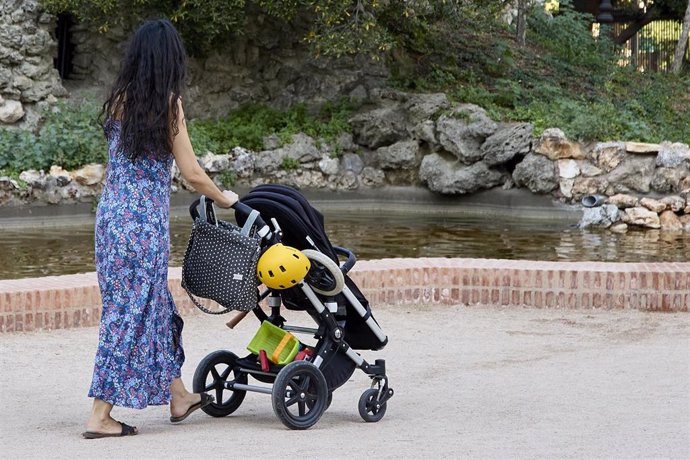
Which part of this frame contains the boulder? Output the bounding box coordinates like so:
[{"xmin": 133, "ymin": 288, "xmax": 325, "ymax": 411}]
[
  {"xmin": 609, "ymin": 223, "xmax": 628, "ymax": 233},
  {"xmin": 607, "ymin": 194, "xmax": 638, "ymax": 209},
  {"xmin": 373, "ymin": 140, "xmax": 419, "ymax": 169},
  {"xmin": 72, "ymin": 164, "xmax": 104, "ymax": 186},
  {"xmin": 47, "ymin": 165, "xmax": 71, "ymax": 186},
  {"xmin": 679, "ymin": 215, "xmax": 690, "ymax": 231},
  {"xmin": 350, "ymin": 106, "xmax": 407, "ymax": 149},
  {"xmin": 651, "ymin": 167, "xmax": 690, "ymax": 194},
  {"xmin": 559, "ymin": 178, "xmax": 575, "ymax": 198},
  {"xmin": 607, "ymin": 156, "xmax": 656, "ymax": 193},
  {"xmin": 579, "ymin": 161, "xmax": 603, "ymax": 177},
  {"xmin": 571, "ymin": 176, "xmax": 609, "ymax": 198},
  {"xmin": 200, "ymin": 153, "xmax": 230, "ymax": 173},
  {"xmin": 231, "ymin": 147, "xmax": 254, "ymax": 178},
  {"xmin": 436, "ymin": 104, "xmax": 498, "ymax": 163},
  {"xmin": 404, "ymin": 92, "xmax": 451, "ymax": 122},
  {"xmin": 318, "ymin": 156, "xmax": 340, "ymax": 176},
  {"xmin": 481, "ymin": 123, "xmax": 533, "ymax": 166},
  {"xmin": 534, "ymin": 128, "xmax": 585, "ymax": 160},
  {"xmin": 512, "ymin": 153, "xmax": 558, "ymax": 193},
  {"xmin": 655, "ymin": 142, "xmax": 690, "ymax": 167},
  {"xmin": 18, "ymin": 169, "xmax": 46, "ymax": 189},
  {"xmin": 626, "ymin": 142, "xmax": 660, "ymax": 153},
  {"xmin": 558, "ymin": 159, "xmax": 580, "ymax": 179},
  {"xmin": 0, "ymin": 99, "xmax": 24, "ymax": 123},
  {"xmin": 341, "ymin": 153, "xmax": 364, "ymax": 175},
  {"xmin": 659, "ymin": 210, "xmax": 683, "ymax": 231},
  {"xmin": 360, "ymin": 166, "xmax": 385, "ymax": 187},
  {"xmin": 592, "ymin": 141, "xmax": 626, "ymax": 172},
  {"xmin": 660, "ymin": 195, "xmax": 685, "ymax": 213},
  {"xmin": 335, "ymin": 132, "xmax": 357, "ymax": 153},
  {"xmin": 420, "ymin": 153, "xmax": 503, "ymax": 194},
  {"xmin": 639, "ymin": 197, "xmax": 666, "ymax": 213},
  {"xmin": 411, "ymin": 119, "xmax": 437, "ymax": 145},
  {"xmin": 579, "ymin": 204, "xmax": 620, "ymax": 228},
  {"xmin": 622, "ymin": 207, "xmax": 661, "ymax": 229}
]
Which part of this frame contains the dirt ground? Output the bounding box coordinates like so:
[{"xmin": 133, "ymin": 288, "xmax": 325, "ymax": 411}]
[{"xmin": 1, "ymin": 304, "xmax": 688, "ymax": 459}]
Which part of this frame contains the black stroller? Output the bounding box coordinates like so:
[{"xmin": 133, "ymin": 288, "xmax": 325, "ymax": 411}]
[{"xmin": 190, "ymin": 184, "xmax": 393, "ymax": 430}]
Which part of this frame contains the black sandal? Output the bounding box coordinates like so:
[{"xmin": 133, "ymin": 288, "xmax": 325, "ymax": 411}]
[
  {"xmin": 82, "ymin": 421, "xmax": 138, "ymax": 439},
  {"xmin": 170, "ymin": 393, "xmax": 214, "ymax": 423}
]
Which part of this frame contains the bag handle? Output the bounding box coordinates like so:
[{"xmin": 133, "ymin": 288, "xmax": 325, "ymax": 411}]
[{"xmin": 240, "ymin": 209, "xmax": 260, "ymax": 237}]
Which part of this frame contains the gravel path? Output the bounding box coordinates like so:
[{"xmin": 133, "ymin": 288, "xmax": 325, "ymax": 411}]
[{"xmin": 1, "ymin": 305, "xmax": 688, "ymax": 459}]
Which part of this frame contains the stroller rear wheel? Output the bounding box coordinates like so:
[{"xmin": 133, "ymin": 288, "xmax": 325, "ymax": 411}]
[
  {"xmin": 272, "ymin": 361, "xmax": 329, "ymax": 430},
  {"xmin": 193, "ymin": 350, "xmax": 248, "ymax": 417},
  {"xmin": 358, "ymin": 388, "xmax": 387, "ymax": 422}
]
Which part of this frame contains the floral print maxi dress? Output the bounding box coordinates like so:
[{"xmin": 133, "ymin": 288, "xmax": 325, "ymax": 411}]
[{"xmin": 88, "ymin": 119, "xmax": 184, "ymax": 409}]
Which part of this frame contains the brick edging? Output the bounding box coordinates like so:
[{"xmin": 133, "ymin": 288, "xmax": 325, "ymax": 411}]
[{"xmin": 1, "ymin": 258, "xmax": 688, "ymax": 333}]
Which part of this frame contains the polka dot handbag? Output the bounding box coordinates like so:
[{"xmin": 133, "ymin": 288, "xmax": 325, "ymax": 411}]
[{"xmin": 182, "ymin": 215, "xmax": 262, "ymax": 314}]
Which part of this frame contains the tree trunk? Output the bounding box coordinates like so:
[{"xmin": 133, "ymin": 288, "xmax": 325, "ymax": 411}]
[
  {"xmin": 671, "ymin": 0, "xmax": 690, "ymax": 74},
  {"xmin": 516, "ymin": 0, "xmax": 528, "ymax": 47}
]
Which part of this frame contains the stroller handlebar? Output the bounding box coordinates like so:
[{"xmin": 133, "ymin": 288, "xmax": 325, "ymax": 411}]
[
  {"xmin": 333, "ymin": 246, "xmax": 356, "ymax": 274},
  {"xmin": 190, "ymin": 196, "xmax": 271, "ymax": 239}
]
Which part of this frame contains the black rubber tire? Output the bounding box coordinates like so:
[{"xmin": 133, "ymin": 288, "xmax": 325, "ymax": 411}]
[
  {"xmin": 307, "ymin": 391, "xmax": 333, "ymax": 412},
  {"xmin": 193, "ymin": 350, "xmax": 247, "ymax": 417},
  {"xmin": 272, "ymin": 361, "xmax": 328, "ymax": 430},
  {"xmin": 358, "ymin": 388, "xmax": 387, "ymax": 422}
]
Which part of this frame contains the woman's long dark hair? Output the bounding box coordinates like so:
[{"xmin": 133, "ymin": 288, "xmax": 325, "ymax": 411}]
[{"xmin": 101, "ymin": 19, "xmax": 187, "ymax": 160}]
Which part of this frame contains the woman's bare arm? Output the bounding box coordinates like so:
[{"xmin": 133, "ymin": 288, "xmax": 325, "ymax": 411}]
[{"xmin": 171, "ymin": 100, "xmax": 237, "ymax": 208}]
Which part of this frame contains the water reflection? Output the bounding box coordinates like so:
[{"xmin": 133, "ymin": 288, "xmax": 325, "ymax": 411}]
[{"xmin": 0, "ymin": 210, "xmax": 688, "ymax": 279}]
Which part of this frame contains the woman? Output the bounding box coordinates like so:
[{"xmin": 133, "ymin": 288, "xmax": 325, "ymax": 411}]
[{"xmin": 83, "ymin": 19, "xmax": 237, "ymax": 438}]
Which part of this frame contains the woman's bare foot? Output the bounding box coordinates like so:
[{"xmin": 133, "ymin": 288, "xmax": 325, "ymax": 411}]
[
  {"xmin": 170, "ymin": 392, "xmax": 202, "ymax": 419},
  {"xmin": 85, "ymin": 415, "xmax": 130, "ymax": 435}
]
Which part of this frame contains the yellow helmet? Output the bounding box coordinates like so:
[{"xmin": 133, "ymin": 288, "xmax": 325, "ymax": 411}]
[{"xmin": 257, "ymin": 244, "xmax": 311, "ymax": 289}]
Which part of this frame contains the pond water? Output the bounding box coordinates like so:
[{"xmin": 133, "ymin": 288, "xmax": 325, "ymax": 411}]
[{"xmin": 1, "ymin": 209, "xmax": 688, "ymax": 279}]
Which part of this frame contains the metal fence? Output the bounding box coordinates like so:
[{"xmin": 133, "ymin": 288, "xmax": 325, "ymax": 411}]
[{"xmin": 614, "ymin": 20, "xmax": 690, "ymax": 72}]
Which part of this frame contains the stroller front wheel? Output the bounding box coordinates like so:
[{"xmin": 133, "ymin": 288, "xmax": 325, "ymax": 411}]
[
  {"xmin": 272, "ymin": 361, "xmax": 329, "ymax": 430},
  {"xmin": 193, "ymin": 350, "xmax": 248, "ymax": 417},
  {"xmin": 358, "ymin": 388, "xmax": 387, "ymax": 422}
]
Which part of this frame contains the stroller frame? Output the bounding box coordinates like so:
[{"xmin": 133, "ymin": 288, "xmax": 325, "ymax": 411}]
[{"xmin": 191, "ymin": 188, "xmax": 393, "ymax": 430}]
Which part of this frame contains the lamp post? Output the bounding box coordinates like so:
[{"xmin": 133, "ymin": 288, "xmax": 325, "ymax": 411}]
[{"xmin": 597, "ymin": 0, "xmax": 614, "ymax": 24}]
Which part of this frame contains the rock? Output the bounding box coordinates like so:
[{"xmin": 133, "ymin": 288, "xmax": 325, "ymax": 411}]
[
  {"xmin": 622, "ymin": 207, "xmax": 661, "ymax": 229},
  {"xmin": 373, "ymin": 140, "xmax": 419, "ymax": 169},
  {"xmin": 341, "ymin": 153, "xmax": 364, "ymax": 175},
  {"xmin": 404, "ymin": 92, "xmax": 450, "ymax": 122},
  {"xmin": 436, "ymin": 104, "xmax": 498, "ymax": 163},
  {"xmin": 660, "ymin": 195, "xmax": 685, "ymax": 213},
  {"xmin": 512, "ymin": 153, "xmax": 558, "ymax": 193},
  {"xmin": 336, "ymin": 170, "xmax": 359, "ymax": 190},
  {"xmin": 579, "ymin": 161, "xmax": 603, "ymax": 177},
  {"xmin": 421, "ymin": 154, "xmax": 503, "ymax": 194},
  {"xmin": 360, "ymin": 166, "xmax": 385, "ymax": 187},
  {"xmin": 558, "ymin": 159, "xmax": 580, "ymax": 179},
  {"xmin": 0, "ymin": 99, "xmax": 24, "ymax": 123},
  {"xmin": 651, "ymin": 167, "xmax": 690, "ymax": 193},
  {"xmin": 72, "ymin": 164, "xmax": 104, "ymax": 186},
  {"xmin": 639, "ymin": 197, "xmax": 666, "ymax": 213},
  {"xmin": 534, "ymin": 128, "xmax": 585, "ymax": 160},
  {"xmin": 283, "ymin": 133, "xmax": 321, "ymax": 162},
  {"xmin": 318, "ymin": 156, "xmax": 339, "ymax": 176},
  {"xmin": 655, "ymin": 142, "xmax": 690, "ymax": 168},
  {"xmin": 579, "ymin": 204, "xmax": 620, "ymax": 228},
  {"xmin": 610, "ymin": 223, "xmax": 628, "ymax": 233},
  {"xmin": 335, "ymin": 132, "xmax": 357, "ymax": 152},
  {"xmin": 659, "ymin": 210, "xmax": 683, "ymax": 231},
  {"xmin": 263, "ymin": 134, "xmax": 281, "ymax": 150},
  {"xmin": 350, "ymin": 106, "xmax": 407, "ymax": 149},
  {"xmin": 592, "ymin": 141, "xmax": 626, "ymax": 172},
  {"xmin": 626, "ymin": 142, "xmax": 660, "ymax": 153},
  {"xmin": 607, "ymin": 156, "xmax": 656, "ymax": 193},
  {"xmin": 200, "ymin": 153, "xmax": 230, "ymax": 173},
  {"xmin": 0, "ymin": 176, "xmax": 19, "ymax": 191},
  {"xmin": 571, "ymin": 176, "xmax": 609, "ymax": 198},
  {"xmin": 679, "ymin": 215, "xmax": 690, "ymax": 231},
  {"xmin": 481, "ymin": 123, "xmax": 532, "ymax": 167},
  {"xmin": 607, "ymin": 194, "xmax": 638, "ymax": 209},
  {"xmin": 48, "ymin": 165, "xmax": 71, "ymax": 186},
  {"xmin": 19, "ymin": 169, "xmax": 45, "ymax": 188},
  {"xmin": 559, "ymin": 178, "xmax": 575, "ymax": 198},
  {"xmin": 412, "ymin": 120, "xmax": 437, "ymax": 145},
  {"xmin": 231, "ymin": 147, "xmax": 254, "ymax": 178}
]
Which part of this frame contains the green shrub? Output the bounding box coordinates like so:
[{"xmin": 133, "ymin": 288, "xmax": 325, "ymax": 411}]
[{"xmin": 280, "ymin": 157, "xmax": 300, "ymax": 171}]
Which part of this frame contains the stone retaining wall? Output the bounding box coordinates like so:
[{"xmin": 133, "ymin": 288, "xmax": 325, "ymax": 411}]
[{"xmin": 1, "ymin": 258, "xmax": 687, "ymax": 333}]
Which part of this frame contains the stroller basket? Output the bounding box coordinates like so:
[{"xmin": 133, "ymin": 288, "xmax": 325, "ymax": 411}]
[{"xmin": 247, "ymin": 321, "xmax": 300, "ymax": 365}]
